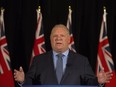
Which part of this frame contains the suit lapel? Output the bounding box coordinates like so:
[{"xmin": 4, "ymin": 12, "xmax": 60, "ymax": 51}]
[{"xmin": 47, "ymin": 51, "xmax": 58, "ymax": 84}]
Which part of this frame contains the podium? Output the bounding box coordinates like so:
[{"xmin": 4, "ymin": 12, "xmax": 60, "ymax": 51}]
[{"xmin": 23, "ymin": 85, "xmax": 98, "ymax": 87}]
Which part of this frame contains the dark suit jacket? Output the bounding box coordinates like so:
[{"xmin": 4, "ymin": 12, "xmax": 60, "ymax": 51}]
[{"xmin": 24, "ymin": 50, "xmax": 98, "ymax": 85}]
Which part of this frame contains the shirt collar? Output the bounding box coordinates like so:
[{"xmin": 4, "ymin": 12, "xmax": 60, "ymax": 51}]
[{"xmin": 53, "ymin": 49, "xmax": 69, "ymax": 57}]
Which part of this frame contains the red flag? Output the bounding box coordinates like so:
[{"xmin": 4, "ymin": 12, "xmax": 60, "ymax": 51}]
[
  {"xmin": 96, "ymin": 8, "xmax": 116, "ymax": 87},
  {"xmin": 66, "ymin": 6, "xmax": 76, "ymax": 52},
  {"xmin": 0, "ymin": 9, "xmax": 15, "ymax": 87},
  {"xmin": 30, "ymin": 7, "xmax": 46, "ymax": 66}
]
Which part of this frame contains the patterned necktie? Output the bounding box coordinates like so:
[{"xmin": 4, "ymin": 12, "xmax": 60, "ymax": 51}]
[{"xmin": 56, "ymin": 53, "xmax": 63, "ymax": 84}]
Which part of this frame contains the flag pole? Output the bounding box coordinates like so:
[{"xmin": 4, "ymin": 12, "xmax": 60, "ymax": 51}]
[
  {"xmin": 103, "ymin": 6, "xmax": 107, "ymax": 33},
  {"xmin": 0, "ymin": 7, "xmax": 5, "ymax": 16},
  {"xmin": 1, "ymin": 7, "xmax": 4, "ymax": 12},
  {"xmin": 103, "ymin": 6, "xmax": 106, "ymax": 13},
  {"xmin": 0, "ymin": 8, "xmax": 5, "ymax": 18},
  {"xmin": 69, "ymin": 6, "xmax": 71, "ymax": 10},
  {"xmin": 36, "ymin": 6, "xmax": 41, "ymax": 21},
  {"xmin": 103, "ymin": 6, "xmax": 107, "ymax": 22},
  {"xmin": 0, "ymin": 7, "xmax": 5, "ymax": 37},
  {"xmin": 68, "ymin": 6, "xmax": 72, "ymax": 13}
]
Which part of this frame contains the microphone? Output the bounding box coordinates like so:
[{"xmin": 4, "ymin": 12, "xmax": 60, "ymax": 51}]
[{"xmin": 66, "ymin": 63, "xmax": 72, "ymax": 67}]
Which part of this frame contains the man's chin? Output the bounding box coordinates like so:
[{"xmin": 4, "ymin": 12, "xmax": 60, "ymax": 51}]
[
  {"xmin": 55, "ymin": 48, "xmax": 63, "ymax": 53},
  {"xmin": 55, "ymin": 48, "xmax": 67, "ymax": 53}
]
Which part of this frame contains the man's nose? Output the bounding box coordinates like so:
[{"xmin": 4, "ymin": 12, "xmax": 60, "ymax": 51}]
[{"xmin": 56, "ymin": 36, "xmax": 62, "ymax": 41}]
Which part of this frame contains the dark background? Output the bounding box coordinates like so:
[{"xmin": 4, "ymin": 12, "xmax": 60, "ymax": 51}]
[{"xmin": 0, "ymin": 0, "xmax": 116, "ymax": 83}]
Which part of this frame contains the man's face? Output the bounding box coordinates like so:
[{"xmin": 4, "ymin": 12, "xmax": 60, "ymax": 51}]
[{"xmin": 50, "ymin": 27, "xmax": 70, "ymax": 53}]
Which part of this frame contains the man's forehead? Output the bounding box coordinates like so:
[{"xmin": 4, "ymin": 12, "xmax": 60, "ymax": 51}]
[{"xmin": 52, "ymin": 28, "xmax": 68, "ymax": 33}]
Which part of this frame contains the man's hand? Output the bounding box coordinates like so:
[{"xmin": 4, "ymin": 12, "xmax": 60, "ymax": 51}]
[
  {"xmin": 97, "ymin": 68, "xmax": 113, "ymax": 84},
  {"xmin": 14, "ymin": 66, "xmax": 25, "ymax": 83}
]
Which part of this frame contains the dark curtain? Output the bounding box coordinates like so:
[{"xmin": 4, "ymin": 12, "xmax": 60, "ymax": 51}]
[{"xmin": 0, "ymin": 0, "xmax": 116, "ymax": 84}]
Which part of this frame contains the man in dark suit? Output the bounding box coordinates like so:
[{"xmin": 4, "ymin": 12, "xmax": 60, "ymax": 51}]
[{"xmin": 14, "ymin": 24, "xmax": 112, "ymax": 85}]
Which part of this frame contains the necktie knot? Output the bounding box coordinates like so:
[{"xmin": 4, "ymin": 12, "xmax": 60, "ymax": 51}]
[{"xmin": 57, "ymin": 53, "xmax": 64, "ymax": 59}]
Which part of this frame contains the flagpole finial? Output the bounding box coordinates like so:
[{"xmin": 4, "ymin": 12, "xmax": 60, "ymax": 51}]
[
  {"xmin": 37, "ymin": 6, "xmax": 41, "ymax": 13},
  {"xmin": 1, "ymin": 7, "xmax": 5, "ymax": 14},
  {"xmin": 103, "ymin": 6, "xmax": 106, "ymax": 13},
  {"xmin": 103, "ymin": 6, "xmax": 106, "ymax": 10},
  {"xmin": 68, "ymin": 6, "xmax": 72, "ymax": 13},
  {"xmin": 69, "ymin": 6, "xmax": 71, "ymax": 10}
]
